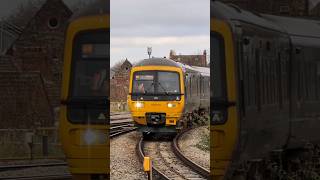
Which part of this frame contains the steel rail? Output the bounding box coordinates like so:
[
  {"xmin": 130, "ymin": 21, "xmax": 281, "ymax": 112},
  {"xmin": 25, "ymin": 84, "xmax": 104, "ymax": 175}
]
[
  {"xmin": 172, "ymin": 129, "xmax": 210, "ymax": 179},
  {"xmin": 0, "ymin": 162, "xmax": 67, "ymax": 172},
  {"xmin": 136, "ymin": 137, "xmax": 171, "ymax": 180}
]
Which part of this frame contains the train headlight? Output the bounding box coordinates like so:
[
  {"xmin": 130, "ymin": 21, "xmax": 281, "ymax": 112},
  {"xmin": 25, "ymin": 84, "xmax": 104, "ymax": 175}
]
[
  {"xmin": 167, "ymin": 103, "xmax": 176, "ymax": 108},
  {"xmin": 135, "ymin": 101, "xmax": 144, "ymax": 108},
  {"xmin": 82, "ymin": 129, "xmax": 105, "ymax": 145}
]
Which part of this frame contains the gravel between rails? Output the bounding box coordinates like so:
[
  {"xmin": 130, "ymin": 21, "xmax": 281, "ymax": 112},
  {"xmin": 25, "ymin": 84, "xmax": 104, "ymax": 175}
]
[
  {"xmin": 144, "ymin": 140, "xmax": 207, "ymax": 180},
  {"xmin": 110, "ymin": 131, "xmax": 147, "ymax": 180},
  {"xmin": 178, "ymin": 126, "xmax": 210, "ymax": 171}
]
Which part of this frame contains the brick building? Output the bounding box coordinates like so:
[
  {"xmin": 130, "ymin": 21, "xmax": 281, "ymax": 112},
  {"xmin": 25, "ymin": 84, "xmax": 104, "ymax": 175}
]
[
  {"xmin": 0, "ymin": 0, "xmax": 72, "ymax": 128},
  {"xmin": 0, "ymin": 71, "xmax": 53, "ymax": 128},
  {"xmin": 219, "ymin": 0, "xmax": 312, "ymax": 17},
  {"xmin": 110, "ymin": 59, "xmax": 132, "ymax": 102},
  {"xmin": 169, "ymin": 50, "xmax": 208, "ymax": 67},
  {"xmin": 6, "ymin": 0, "xmax": 72, "ymax": 108},
  {"xmin": 311, "ymin": 2, "xmax": 320, "ymax": 16}
]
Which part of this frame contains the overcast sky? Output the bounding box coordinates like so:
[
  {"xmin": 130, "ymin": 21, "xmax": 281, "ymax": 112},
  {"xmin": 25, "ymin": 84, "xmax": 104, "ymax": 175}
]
[{"xmin": 110, "ymin": 0, "xmax": 210, "ymax": 66}]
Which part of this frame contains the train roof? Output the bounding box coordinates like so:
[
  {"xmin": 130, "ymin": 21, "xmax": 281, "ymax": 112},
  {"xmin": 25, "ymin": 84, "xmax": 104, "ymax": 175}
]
[
  {"xmin": 263, "ymin": 15, "xmax": 320, "ymax": 47},
  {"xmin": 71, "ymin": 0, "xmax": 109, "ymax": 21},
  {"xmin": 133, "ymin": 58, "xmax": 210, "ymax": 76},
  {"xmin": 210, "ymin": 1, "xmax": 284, "ymax": 33},
  {"xmin": 134, "ymin": 58, "xmax": 181, "ymax": 68}
]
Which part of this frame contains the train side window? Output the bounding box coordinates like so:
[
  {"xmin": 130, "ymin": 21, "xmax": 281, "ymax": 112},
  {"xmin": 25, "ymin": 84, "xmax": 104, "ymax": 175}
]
[
  {"xmin": 189, "ymin": 76, "xmax": 192, "ymax": 97},
  {"xmin": 317, "ymin": 62, "xmax": 320, "ymax": 100},
  {"xmin": 255, "ymin": 48, "xmax": 261, "ymax": 111},
  {"xmin": 277, "ymin": 53, "xmax": 283, "ymax": 108}
]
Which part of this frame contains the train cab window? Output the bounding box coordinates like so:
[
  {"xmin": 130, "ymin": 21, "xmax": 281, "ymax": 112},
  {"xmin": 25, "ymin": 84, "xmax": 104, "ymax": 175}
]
[
  {"xmin": 68, "ymin": 29, "xmax": 109, "ymax": 124},
  {"xmin": 211, "ymin": 32, "xmax": 226, "ymax": 100},
  {"xmin": 157, "ymin": 71, "xmax": 180, "ymax": 94},
  {"xmin": 132, "ymin": 72, "xmax": 155, "ymax": 94},
  {"xmin": 71, "ymin": 30, "xmax": 108, "ymax": 98},
  {"xmin": 131, "ymin": 71, "xmax": 181, "ymax": 101}
]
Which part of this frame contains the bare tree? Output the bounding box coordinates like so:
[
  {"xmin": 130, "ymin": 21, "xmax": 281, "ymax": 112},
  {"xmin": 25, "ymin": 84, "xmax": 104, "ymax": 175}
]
[{"xmin": 111, "ymin": 60, "xmax": 126, "ymax": 73}]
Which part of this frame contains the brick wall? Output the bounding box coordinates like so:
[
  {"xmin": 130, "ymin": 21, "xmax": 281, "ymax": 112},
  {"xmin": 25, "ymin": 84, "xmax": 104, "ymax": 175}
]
[{"xmin": 0, "ymin": 72, "xmax": 53, "ymax": 128}]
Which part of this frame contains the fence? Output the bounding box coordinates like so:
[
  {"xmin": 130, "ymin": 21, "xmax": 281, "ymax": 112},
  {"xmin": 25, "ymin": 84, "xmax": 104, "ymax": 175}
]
[{"xmin": 110, "ymin": 102, "xmax": 129, "ymax": 112}]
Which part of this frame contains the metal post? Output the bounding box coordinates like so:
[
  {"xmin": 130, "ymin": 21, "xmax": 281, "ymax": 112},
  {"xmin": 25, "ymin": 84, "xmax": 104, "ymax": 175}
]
[{"xmin": 147, "ymin": 47, "xmax": 152, "ymax": 59}]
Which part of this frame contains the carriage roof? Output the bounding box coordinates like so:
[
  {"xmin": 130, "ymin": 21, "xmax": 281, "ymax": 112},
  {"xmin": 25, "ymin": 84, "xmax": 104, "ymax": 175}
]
[{"xmin": 134, "ymin": 58, "xmax": 209, "ymax": 77}]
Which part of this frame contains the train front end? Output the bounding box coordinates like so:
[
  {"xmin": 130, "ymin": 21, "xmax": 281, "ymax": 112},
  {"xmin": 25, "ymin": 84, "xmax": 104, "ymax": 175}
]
[
  {"xmin": 211, "ymin": 1, "xmax": 239, "ymax": 179},
  {"xmin": 59, "ymin": 1, "xmax": 109, "ymax": 179},
  {"xmin": 128, "ymin": 59, "xmax": 185, "ymax": 134}
]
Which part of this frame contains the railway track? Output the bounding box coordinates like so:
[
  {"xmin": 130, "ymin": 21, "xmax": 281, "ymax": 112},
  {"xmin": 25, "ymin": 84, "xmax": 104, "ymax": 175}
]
[
  {"xmin": 0, "ymin": 112, "xmax": 134, "ymax": 179},
  {"xmin": 137, "ymin": 129, "xmax": 210, "ymax": 180},
  {"xmin": 1, "ymin": 174, "xmax": 72, "ymax": 180},
  {"xmin": 0, "ymin": 162, "xmax": 71, "ymax": 180},
  {"xmin": 110, "ymin": 112, "xmax": 137, "ymax": 138},
  {"xmin": 0, "ymin": 162, "xmax": 67, "ymax": 172}
]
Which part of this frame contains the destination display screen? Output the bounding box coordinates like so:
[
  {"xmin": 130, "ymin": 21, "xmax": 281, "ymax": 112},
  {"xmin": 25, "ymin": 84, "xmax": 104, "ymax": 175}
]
[{"xmin": 82, "ymin": 43, "xmax": 109, "ymax": 59}]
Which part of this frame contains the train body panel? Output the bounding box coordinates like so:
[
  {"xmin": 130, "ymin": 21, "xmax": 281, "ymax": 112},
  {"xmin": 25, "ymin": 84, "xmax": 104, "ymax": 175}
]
[
  {"xmin": 211, "ymin": 1, "xmax": 320, "ymax": 179},
  {"xmin": 128, "ymin": 58, "xmax": 209, "ymax": 133}
]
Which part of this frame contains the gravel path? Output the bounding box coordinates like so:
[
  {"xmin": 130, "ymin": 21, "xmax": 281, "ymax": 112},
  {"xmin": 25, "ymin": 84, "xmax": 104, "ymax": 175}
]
[
  {"xmin": 178, "ymin": 126, "xmax": 210, "ymax": 171},
  {"xmin": 110, "ymin": 131, "xmax": 147, "ymax": 180}
]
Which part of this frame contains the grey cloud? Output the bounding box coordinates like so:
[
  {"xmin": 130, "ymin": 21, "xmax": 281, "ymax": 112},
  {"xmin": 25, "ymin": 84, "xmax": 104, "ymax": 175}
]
[{"xmin": 111, "ymin": 0, "xmax": 209, "ymax": 36}]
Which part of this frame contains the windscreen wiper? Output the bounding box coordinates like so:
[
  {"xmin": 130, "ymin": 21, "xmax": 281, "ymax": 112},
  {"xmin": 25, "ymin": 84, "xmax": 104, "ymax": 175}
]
[{"xmin": 157, "ymin": 82, "xmax": 170, "ymax": 95}]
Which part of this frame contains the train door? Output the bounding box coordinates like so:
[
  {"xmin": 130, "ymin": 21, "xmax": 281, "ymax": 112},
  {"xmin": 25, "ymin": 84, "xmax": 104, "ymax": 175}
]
[{"xmin": 211, "ymin": 18, "xmax": 239, "ymax": 180}]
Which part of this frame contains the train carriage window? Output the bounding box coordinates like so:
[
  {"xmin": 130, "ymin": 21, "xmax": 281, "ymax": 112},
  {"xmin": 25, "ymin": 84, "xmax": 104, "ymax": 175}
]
[
  {"xmin": 255, "ymin": 48, "xmax": 261, "ymax": 111},
  {"xmin": 277, "ymin": 52, "xmax": 282, "ymax": 108},
  {"xmin": 317, "ymin": 62, "xmax": 320, "ymax": 100}
]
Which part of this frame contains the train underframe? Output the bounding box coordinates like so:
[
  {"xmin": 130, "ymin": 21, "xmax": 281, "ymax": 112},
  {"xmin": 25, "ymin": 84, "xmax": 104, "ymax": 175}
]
[{"xmin": 134, "ymin": 108, "xmax": 209, "ymax": 136}]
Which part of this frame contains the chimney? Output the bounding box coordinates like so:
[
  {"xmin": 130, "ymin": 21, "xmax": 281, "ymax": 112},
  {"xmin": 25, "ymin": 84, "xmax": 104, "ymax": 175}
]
[{"xmin": 169, "ymin": 50, "xmax": 176, "ymax": 58}]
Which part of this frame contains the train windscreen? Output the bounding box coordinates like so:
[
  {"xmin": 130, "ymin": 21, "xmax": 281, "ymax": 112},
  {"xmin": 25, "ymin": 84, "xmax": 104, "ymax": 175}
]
[
  {"xmin": 131, "ymin": 71, "xmax": 181, "ymax": 101},
  {"xmin": 67, "ymin": 29, "xmax": 109, "ymax": 124}
]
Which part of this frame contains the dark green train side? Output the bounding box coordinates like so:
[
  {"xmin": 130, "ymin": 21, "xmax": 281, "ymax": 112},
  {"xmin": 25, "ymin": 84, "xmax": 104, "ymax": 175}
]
[{"xmin": 211, "ymin": 1, "xmax": 320, "ymax": 179}]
